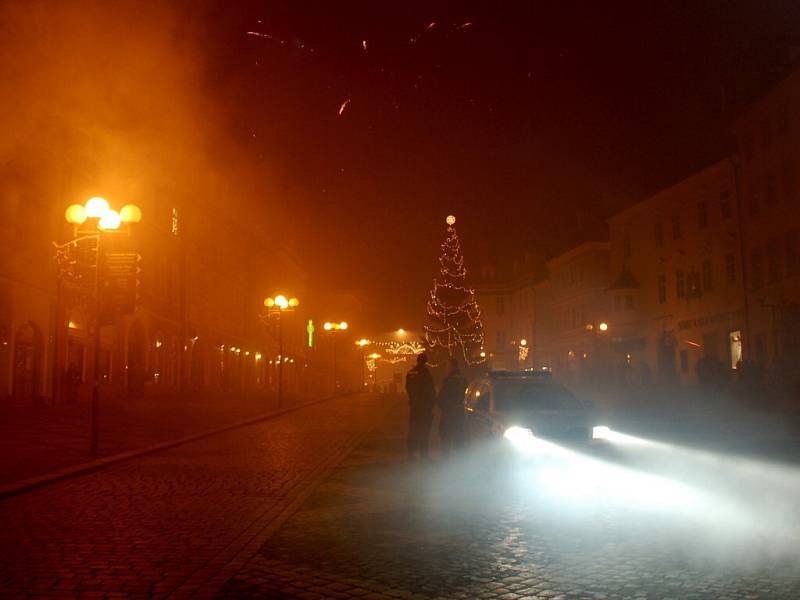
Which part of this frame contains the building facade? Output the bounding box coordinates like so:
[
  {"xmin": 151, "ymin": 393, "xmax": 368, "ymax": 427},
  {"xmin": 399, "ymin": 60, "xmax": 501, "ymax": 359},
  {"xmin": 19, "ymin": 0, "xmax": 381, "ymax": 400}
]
[
  {"xmin": 0, "ymin": 164, "xmax": 308, "ymax": 405},
  {"xmin": 475, "ymin": 256, "xmax": 542, "ymax": 371},
  {"xmin": 533, "ymin": 242, "xmax": 612, "ymax": 386},
  {"xmin": 607, "ymin": 160, "xmax": 745, "ymax": 385},
  {"xmin": 734, "ymin": 66, "xmax": 800, "ymax": 377}
]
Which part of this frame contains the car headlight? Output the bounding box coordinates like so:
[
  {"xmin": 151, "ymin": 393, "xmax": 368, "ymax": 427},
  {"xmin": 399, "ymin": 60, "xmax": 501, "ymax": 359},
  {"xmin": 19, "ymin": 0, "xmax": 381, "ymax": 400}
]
[
  {"xmin": 504, "ymin": 426, "xmax": 536, "ymax": 451},
  {"xmin": 592, "ymin": 425, "xmax": 611, "ymax": 440}
]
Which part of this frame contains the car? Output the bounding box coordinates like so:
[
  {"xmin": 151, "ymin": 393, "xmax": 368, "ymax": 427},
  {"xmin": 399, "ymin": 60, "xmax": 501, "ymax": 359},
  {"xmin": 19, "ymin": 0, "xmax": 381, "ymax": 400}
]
[{"xmin": 464, "ymin": 371, "xmax": 596, "ymax": 448}]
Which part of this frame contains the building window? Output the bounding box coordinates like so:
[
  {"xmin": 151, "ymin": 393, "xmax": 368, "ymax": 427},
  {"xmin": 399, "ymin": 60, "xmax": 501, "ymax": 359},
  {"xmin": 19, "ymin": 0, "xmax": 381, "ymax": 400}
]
[
  {"xmin": 676, "ymin": 269, "xmax": 686, "ymax": 299},
  {"xmin": 654, "ymin": 220, "xmax": 663, "ymax": 246},
  {"xmin": 680, "ymin": 349, "xmax": 688, "ymax": 373},
  {"xmin": 623, "ymin": 232, "xmax": 631, "ymax": 258},
  {"xmin": 729, "ymin": 331, "xmax": 743, "ymax": 369},
  {"xmin": 751, "ymin": 249, "xmax": 763, "ymax": 290},
  {"xmin": 697, "ymin": 201, "xmax": 708, "ymax": 229},
  {"xmin": 782, "ymin": 162, "xmax": 796, "ymax": 200},
  {"xmin": 786, "ymin": 230, "xmax": 799, "ymax": 276},
  {"xmin": 657, "ymin": 274, "xmax": 666, "ymax": 304},
  {"xmin": 720, "ymin": 191, "xmax": 731, "ymax": 220},
  {"xmin": 767, "ymin": 238, "xmax": 781, "ymax": 284},
  {"xmin": 701, "ymin": 260, "xmax": 713, "ymax": 292},
  {"xmin": 725, "ymin": 252, "xmax": 736, "ymax": 285},
  {"xmin": 496, "ymin": 296, "xmax": 505, "ymax": 316},
  {"xmin": 688, "ymin": 269, "xmax": 702, "ymax": 298},
  {"xmin": 671, "ymin": 214, "xmax": 681, "ymax": 240},
  {"xmin": 496, "ymin": 331, "xmax": 506, "ymax": 350},
  {"xmin": 625, "ymin": 294, "xmax": 634, "ymax": 310},
  {"xmin": 764, "ymin": 173, "xmax": 777, "ymax": 206},
  {"xmin": 749, "ymin": 183, "xmax": 760, "ymax": 216}
]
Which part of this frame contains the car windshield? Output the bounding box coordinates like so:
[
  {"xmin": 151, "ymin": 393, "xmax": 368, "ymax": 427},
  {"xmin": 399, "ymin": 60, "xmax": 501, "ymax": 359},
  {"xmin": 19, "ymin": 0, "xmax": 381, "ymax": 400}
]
[{"xmin": 493, "ymin": 380, "xmax": 581, "ymax": 412}]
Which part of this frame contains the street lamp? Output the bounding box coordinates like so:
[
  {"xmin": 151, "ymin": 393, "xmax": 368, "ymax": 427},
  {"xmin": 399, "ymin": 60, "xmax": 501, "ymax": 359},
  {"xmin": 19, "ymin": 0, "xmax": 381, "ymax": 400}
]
[
  {"xmin": 517, "ymin": 338, "xmax": 529, "ymax": 366},
  {"xmin": 368, "ymin": 352, "xmax": 381, "ymax": 391},
  {"xmin": 355, "ymin": 338, "xmax": 370, "ymax": 389},
  {"xmin": 323, "ymin": 321, "xmax": 348, "ymax": 391},
  {"xmin": 263, "ymin": 294, "xmax": 299, "ymax": 409},
  {"xmin": 58, "ymin": 196, "xmax": 142, "ymax": 456}
]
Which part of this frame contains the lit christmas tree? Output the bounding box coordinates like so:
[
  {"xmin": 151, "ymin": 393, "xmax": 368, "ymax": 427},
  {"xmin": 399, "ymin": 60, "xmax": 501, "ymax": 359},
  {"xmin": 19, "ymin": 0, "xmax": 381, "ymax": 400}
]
[{"xmin": 424, "ymin": 215, "xmax": 485, "ymax": 365}]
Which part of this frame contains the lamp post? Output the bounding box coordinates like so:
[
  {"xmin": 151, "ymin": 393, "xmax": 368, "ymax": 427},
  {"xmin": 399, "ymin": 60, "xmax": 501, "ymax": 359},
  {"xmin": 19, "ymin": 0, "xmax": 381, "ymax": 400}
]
[
  {"xmin": 58, "ymin": 197, "xmax": 142, "ymax": 456},
  {"xmin": 323, "ymin": 321, "xmax": 348, "ymax": 392},
  {"xmin": 368, "ymin": 352, "xmax": 381, "ymax": 391},
  {"xmin": 583, "ymin": 321, "xmax": 610, "ymax": 381},
  {"xmin": 355, "ymin": 338, "xmax": 370, "ymax": 390},
  {"xmin": 263, "ymin": 294, "xmax": 299, "ymax": 408},
  {"xmin": 518, "ymin": 338, "xmax": 529, "ymax": 368}
]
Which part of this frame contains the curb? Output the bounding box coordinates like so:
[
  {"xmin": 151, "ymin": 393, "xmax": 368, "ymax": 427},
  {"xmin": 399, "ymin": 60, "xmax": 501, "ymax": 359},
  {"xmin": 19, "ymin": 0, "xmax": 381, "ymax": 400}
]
[
  {"xmin": 179, "ymin": 399, "xmax": 396, "ymax": 599},
  {"xmin": 0, "ymin": 392, "xmax": 357, "ymax": 501},
  {"xmin": 173, "ymin": 427, "xmax": 372, "ymax": 599}
]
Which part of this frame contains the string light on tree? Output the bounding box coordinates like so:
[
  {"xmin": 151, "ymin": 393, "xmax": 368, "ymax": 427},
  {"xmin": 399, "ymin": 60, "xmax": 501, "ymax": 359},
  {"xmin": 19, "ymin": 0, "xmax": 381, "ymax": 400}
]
[{"xmin": 423, "ymin": 215, "xmax": 485, "ymax": 365}]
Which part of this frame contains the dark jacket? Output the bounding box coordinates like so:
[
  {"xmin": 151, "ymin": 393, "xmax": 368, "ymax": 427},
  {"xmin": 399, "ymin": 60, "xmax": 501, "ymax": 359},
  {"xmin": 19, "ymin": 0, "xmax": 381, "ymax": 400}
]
[
  {"xmin": 406, "ymin": 364, "xmax": 436, "ymax": 413},
  {"xmin": 437, "ymin": 373, "xmax": 468, "ymax": 417}
]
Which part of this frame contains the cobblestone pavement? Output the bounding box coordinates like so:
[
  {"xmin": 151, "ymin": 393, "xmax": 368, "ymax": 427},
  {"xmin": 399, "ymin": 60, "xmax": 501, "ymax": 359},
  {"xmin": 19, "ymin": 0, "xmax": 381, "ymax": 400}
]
[
  {"xmin": 0, "ymin": 392, "xmax": 385, "ymax": 598},
  {"xmin": 221, "ymin": 400, "xmax": 800, "ymax": 600},
  {"xmin": 0, "ymin": 391, "xmax": 308, "ymax": 486}
]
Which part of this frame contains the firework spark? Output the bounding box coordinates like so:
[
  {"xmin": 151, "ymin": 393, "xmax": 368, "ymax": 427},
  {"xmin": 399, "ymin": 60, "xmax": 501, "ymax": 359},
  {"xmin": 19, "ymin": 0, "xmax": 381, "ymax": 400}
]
[
  {"xmin": 338, "ymin": 98, "xmax": 351, "ymax": 116},
  {"xmin": 246, "ymin": 31, "xmax": 274, "ymax": 39},
  {"xmin": 410, "ymin": 20, "xmax": 437, "ymax": 44}
]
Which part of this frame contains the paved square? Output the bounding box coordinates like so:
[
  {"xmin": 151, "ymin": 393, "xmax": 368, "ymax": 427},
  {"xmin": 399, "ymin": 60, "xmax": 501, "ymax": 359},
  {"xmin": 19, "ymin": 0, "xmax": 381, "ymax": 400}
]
[{"xmin": 221, "ymin": 401, "xmax": 800, "ymax": 599}]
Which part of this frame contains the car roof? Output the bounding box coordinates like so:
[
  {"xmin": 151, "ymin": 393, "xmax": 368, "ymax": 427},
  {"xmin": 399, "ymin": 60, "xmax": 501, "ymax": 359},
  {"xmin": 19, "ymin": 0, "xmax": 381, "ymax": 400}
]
[
  {"xmin": 487, "ymin": 370, "xmax": 553, "ymax": 380},
  {"xmin": 469, "ymin": 371, "xmax": 558, "ymax": 389}
]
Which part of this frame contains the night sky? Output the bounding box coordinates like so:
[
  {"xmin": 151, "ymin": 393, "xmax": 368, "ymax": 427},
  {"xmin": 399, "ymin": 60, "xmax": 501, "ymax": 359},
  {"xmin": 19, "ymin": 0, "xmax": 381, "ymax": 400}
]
[
  {"xmin": 4, "ymin": 1, "xmax": 800, "ymax": 334},
  {"xmin": 202, "ymin": 1, "xmax": 800, "ymax": 333}
]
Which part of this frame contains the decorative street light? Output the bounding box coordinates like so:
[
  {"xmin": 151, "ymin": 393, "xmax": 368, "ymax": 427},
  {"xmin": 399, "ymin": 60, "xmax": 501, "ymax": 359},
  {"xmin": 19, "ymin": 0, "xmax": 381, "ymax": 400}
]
[
  {"xmin": 58, "ymin": 196, "xmax": 142, "ymax": 456},
  {"xmin": 355, "ymin": 338, "xmax": 370, "ymax": 389},
  {"xmin": 367, "ymin": 352, "xmax": 381, "ymax": 391},
  {"xmin": 263, "ymin": 294, "xmax": 299, "ymax": 409},
  {"xmin": 323, "ymin": 321, "xmax": 348, "ymax": 392},
  {"xmin": 518, "ymin": 338, "xmax": 529, "ymax": 365}
]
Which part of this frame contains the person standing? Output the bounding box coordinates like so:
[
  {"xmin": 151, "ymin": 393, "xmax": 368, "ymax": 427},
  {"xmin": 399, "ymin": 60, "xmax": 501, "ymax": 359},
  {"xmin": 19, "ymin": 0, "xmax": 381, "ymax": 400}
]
[
  {"xmin": 405, "ymin": 353, "xmax": 436, "ymax": 460},
  {"xmin": 437, "ymin": 358, "xmax": 468, "ymax": 456}
]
